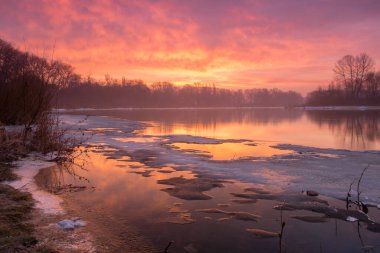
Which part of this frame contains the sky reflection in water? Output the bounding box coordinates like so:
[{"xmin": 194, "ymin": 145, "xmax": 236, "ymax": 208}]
[
  {"xmin": 47, "ymin": 147, "xmax": 380, "ymax": 253},
  {"xmin": 70, "ymin": 108, "xmax": 380, "ymax": 150}
]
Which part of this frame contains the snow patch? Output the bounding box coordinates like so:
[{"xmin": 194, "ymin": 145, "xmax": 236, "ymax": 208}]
[
  {"xmin": 346, "ymin": 216, "xmax": 358, "ymax": 222},
  {"xmin": 6, "ymin": 159, "xmax": 64, "ymax": 215},
  {"xmin": 57, "ymin": 218, "xmax": 87, "ymax": 230}
]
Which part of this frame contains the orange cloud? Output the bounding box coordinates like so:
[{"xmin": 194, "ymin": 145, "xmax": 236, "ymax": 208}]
[{"xmin": 1, "ymin": 0, "xmax": 379, "ymax": 94}]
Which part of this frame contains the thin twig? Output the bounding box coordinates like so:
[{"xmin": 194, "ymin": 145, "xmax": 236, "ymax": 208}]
[
  {"xmin": 357, "ymin": 165, "xmax": 369, "ymax": 211},
  {"xmin": 346, "ymin": 179, "xmax": 355, "ymax": 209},
  {"xmin": 279, "ymin": 201, "xmax": 286, "ymax": 253},
  {"xmin": 164, "ymin": 241, "xmax": 174, "ymax": 253}
]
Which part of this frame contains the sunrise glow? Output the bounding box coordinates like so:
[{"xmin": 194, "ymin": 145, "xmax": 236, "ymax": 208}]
[{"xmin": 1, "ymin": 0, "xmax": 379, "ymax": 93}]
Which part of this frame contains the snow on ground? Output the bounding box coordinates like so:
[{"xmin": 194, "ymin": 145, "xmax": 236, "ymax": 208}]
[
  {"xmin": 5, "ymin": 158, "xmax": 65, "ymax": 215},
  {"xmin": 4, "ymin": 155, "xmax": 97, "ymax": 252},
  {"xmin": 59, "ymin": 114, "xmax": 380, "ymax": 206}
]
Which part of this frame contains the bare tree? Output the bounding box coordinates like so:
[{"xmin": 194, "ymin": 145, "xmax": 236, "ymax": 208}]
[
  {"xmin": 333, "ymin": 53, "xmax": 375, "ymax": 99},
  {"xmin": 365, "ymin": 71, "xmax": 380, "ymax": 99},
  {"xmin": 0, "ymin": 38, "xmax": 77, "ymax": 125}
]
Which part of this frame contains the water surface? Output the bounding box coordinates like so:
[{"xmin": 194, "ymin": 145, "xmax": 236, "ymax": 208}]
[
  {"xmin": 68, "ymin": 108, "xmax": 380, "ymax": 150},
  {"xmin": 55, "ymin": 109, "xmax": 380, "ymax": 252},
  {"xmin": 49, "ymin": 149, "xmax": 380, "ymax": 253}
]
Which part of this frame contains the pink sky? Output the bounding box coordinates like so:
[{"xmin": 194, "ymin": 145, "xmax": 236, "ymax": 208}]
[{"xmin": 1, "ymin": 0, "xmax": 379, "ymax": 94}]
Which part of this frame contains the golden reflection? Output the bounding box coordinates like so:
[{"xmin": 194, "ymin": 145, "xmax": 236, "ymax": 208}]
[
  {"xmin": 112, "ymin": 136, "xmax": 161, "ymax": 143},
  {"xmin": 71, "ymin": 108, "xmax": 380, "ymax": 150},
  {"xmin": 52, "ymin": 150, "xmax": 198, "ymax": 216},
  {"xmin": 60, "ymin": 151, "xmax": 174, "ymax": 215},
  {"xmin": 170, "ymin": 142, "xmax": 292, "ymax": 160},
  {"xmin": 141, "ymin": 117, "xmax": 347, "ymax": 150}
]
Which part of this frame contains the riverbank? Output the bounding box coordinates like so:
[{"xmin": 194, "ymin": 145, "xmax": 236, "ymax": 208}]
[
  {"xmin": 0, "ymin": 162, "xmax": 39, "ymax": 252},
  {"xmin": 0, "ymin": 155, "xmax": 96, "ymax": 252}
]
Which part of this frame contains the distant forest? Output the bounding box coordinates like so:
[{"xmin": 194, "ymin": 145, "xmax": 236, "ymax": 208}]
[
  {"xmin": 58, "ymin": 80, "xmax": 303, "ymax": 108},
  {"xmin": 1, "ymin": 38, "xmax": 379, "ymax": 111}
]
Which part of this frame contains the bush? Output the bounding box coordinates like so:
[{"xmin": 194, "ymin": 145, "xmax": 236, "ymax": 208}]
[
  {"xmin": 0, "ymin": 73, "xmax": 54, "ymax": 126},
  {"xmin": 0, "ymin": 38, "xmax": 74, "ymax": 126}
]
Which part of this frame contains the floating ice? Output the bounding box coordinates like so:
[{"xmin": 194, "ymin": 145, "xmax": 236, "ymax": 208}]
[
  {"xmin": 57, "ymin": 218, "xmax": 87, "ymax": 230},
  {"xmin": 58, "ymin": 114, "xmax": 380, "ymax": 207},
  {"xmin": 246, "ymin": 228, "xmax": 279, "ymax": 238},
  {"xmin": 184, "ymin": 243, "xmax": 198, "ymax": 253},
  {"xmin": 346, "ymin": 216, "xmax": 358, "ymax": 222}
]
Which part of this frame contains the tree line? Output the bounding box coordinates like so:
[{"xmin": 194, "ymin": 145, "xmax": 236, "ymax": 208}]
[
  {"xmin": 58, "ymin": 79, "xmax": 304, "ymax": 108},
  {"xmin": 306, "ymin": 54, "xmax": 380, "ymax": 106}
]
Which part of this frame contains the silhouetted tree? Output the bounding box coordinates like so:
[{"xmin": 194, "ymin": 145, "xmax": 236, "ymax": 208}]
[
  {"xmin": 333, "ymin": 54, "xmax": 375, "ymax": 99},
  {"xmin": 0, "ymin": 39, "xmax": 76, "ymax": 125},
  {"xmin": 306, "ymin": 53, "xmax": 379, "ymax": 106}
]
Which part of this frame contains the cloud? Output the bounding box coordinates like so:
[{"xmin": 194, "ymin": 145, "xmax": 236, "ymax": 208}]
[{"xmin": 0, "ymin": 0, "xmax": 379, "ymax": 93}]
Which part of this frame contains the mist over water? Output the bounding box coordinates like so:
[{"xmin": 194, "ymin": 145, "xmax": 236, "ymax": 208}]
[{"xmin": 68, "ymin": 108, "xmax": 380, "ymax": 150}]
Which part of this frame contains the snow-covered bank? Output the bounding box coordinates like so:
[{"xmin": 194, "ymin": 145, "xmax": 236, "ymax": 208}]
[
  {"xmin": 6, "ymin": 158, "xmax": 64, "ymax": 215},
  {"xmin": 4, "ymin": 156, "xmax": 96, "ymax": 252}
]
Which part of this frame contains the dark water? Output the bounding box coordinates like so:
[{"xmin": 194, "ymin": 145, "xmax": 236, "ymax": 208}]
[{"xmin": 47, "ymin": 149, "xmax": 380, "ymax": 253}]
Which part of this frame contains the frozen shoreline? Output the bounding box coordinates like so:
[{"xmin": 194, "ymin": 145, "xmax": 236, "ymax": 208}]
[
  {"xmin": 4, "ymin": 156, "xmax": 96, "ymax": 252},
  {"xmin": 6, "ymin": 158, "xmax": 64, "ymax": 215},
  {"xmin": 60, "ymin": 114, "xmax": 380, "ymax": 206}
]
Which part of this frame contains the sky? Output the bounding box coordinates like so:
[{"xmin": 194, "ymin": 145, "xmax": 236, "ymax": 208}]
[{"xmin": 0, "ymin": 0, "xmax": 380, "ymax": 94}]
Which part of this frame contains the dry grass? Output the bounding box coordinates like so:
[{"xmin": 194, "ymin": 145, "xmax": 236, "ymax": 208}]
[
  {"xmin": 0, "ymin": 163, "xmax": 59, "ymax": 253},
  {"xmin": 0, "ymin": 163, "xmax": 18, "ymax": 182},
  {"xmin": 0, "ymin": 112, "xmax": 82, "ymax": 166},
  {"xmin": 0, "ymin": 129, "xmax": 27, "ymax": 162},
  {"xmin": 0, "ymin": 184, "xmax": 35, "ymax": 251}
]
